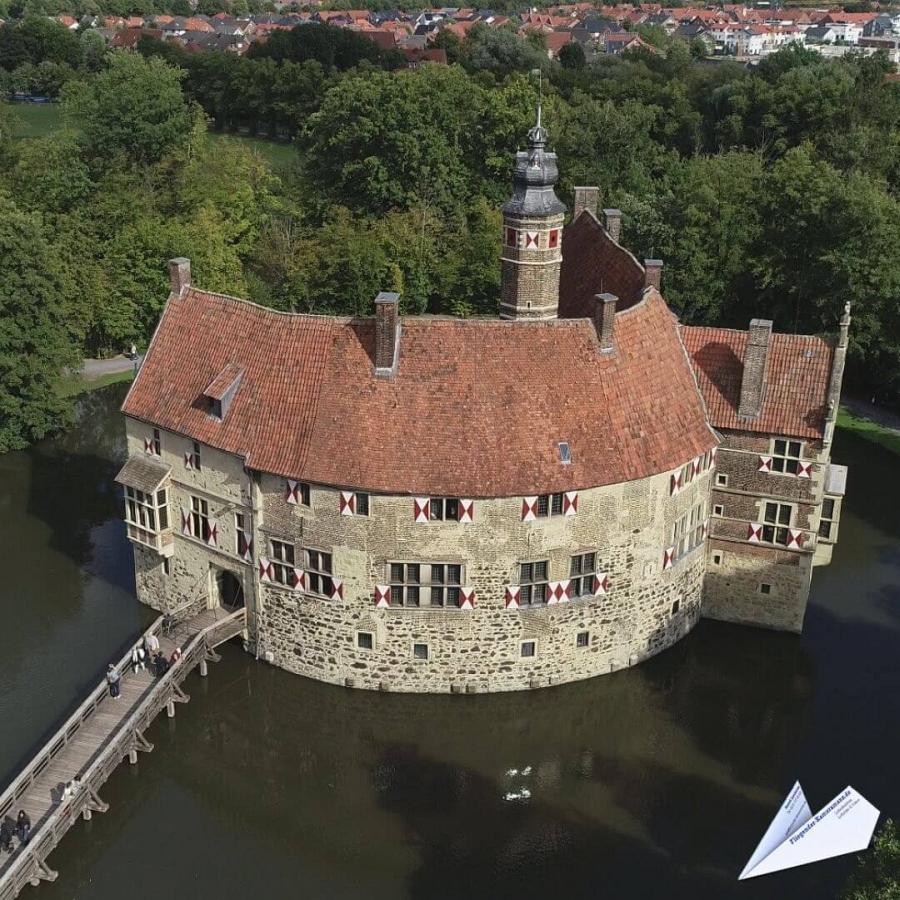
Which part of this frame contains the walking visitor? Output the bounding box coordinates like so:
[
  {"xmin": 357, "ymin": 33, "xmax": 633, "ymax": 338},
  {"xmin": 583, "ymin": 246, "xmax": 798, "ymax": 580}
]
[
  {"xmin": 16, "ymin": 810, "xmax": 31, "ymax": 845},
  {"xmin": 106, "ymin": 664, "xmax": 121, "ymax": 699}
]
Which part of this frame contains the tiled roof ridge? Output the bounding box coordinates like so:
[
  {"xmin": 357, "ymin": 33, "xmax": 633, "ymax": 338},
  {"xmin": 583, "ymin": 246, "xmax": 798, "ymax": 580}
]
[{"xmin": 184, "ymin": 287, "xmax": 355, "ymax": 325}]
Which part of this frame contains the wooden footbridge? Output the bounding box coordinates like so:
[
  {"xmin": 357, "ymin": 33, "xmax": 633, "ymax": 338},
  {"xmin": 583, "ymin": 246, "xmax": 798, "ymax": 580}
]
[{"xmin": 0, "ymin": 606, "xmax": 246, "ymax": 898}]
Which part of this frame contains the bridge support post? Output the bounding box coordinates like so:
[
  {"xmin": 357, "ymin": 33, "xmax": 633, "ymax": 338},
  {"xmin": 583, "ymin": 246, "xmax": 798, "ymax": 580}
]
[
  {"xmin": 166, "ymin": 699, "xmax": 175, "ymax": 718},
  {"xmin": 129, "ymin": 748, "xmax": 138, "ymax": 764},
  {"xmin": 200, "ymin": 659, "xmax": 208, "ymax": 677}
]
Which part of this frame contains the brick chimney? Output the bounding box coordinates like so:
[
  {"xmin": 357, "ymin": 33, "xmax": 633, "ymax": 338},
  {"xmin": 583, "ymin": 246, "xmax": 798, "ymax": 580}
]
[
  {"xmin": 644, "ymin": 259, "xmax": 663, "ymax": 291},
  {"xmin": 603, "ymin": 209, "xmax": 622, "ymax": 243},
  {"xmin": 374, "ymin": 291, "xmax": 400, "ymax": 377},
  {"xmin": 737, "ymin": 319, "xmax": 772, "ymax": 420},
  {"xmin": 593, "ymin": 292, "xmax": 618, "ymax": 353},
  {"xmin": 573, "ymin": 187, "xmax": 599, "ymax": 220},
  {"xmin": 168, "ymin": 257, "xmax": 191, "ymax": 298}
]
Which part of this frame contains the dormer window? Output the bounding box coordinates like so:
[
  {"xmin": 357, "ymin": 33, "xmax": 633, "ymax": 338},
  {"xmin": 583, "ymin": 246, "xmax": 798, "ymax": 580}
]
[{"xmin": 202, "ymin": 363, "xmax": 244, "ymax": 421}]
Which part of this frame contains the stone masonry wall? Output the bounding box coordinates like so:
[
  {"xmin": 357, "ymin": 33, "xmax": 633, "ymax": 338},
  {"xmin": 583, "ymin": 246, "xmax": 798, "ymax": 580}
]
[
  {"xmin": 500, "ymin": 213, "xmax": 565, "ymax": 320},
  {"xmin": 253, "ymin": 461, "xmax": 712, "ymax": 693},
  {"xmin": 125, "ymin": 417, "xmax": 255, "ymax": 628},
  {"xmin": 702, "ymin": 429, "xmax": 828, "ymax": 633}
]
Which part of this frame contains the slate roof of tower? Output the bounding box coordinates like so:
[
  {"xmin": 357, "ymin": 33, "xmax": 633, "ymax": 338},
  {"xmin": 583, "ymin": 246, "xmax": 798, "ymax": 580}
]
[
  {"xmin": 681, "ymin": 326, "xmax": 835, "ymax": 439},
  {"xmin": 122, "ymin": 285, "xmax": 716, "ymax": 497}
]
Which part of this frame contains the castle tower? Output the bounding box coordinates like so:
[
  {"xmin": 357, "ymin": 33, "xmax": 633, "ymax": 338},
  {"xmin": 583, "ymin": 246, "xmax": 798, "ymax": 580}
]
[{"xmin": 499, "ymin": 107, "xmax": 567, "ymax": 320}]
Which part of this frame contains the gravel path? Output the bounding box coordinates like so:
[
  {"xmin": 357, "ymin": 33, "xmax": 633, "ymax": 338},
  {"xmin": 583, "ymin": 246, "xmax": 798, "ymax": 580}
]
[{"xmin": 81, "ymin": 356, "xmax": 140, "ymax": 378}]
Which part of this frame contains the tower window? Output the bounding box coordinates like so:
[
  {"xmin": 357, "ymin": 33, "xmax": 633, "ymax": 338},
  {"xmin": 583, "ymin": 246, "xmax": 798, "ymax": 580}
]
[
  {"xmin": 548, "ymin": 229, "xmax": 559, "ymax": 249},
  {"xmin": 505, "ymin": 227, "xmax": 517, "ymax": 247}
]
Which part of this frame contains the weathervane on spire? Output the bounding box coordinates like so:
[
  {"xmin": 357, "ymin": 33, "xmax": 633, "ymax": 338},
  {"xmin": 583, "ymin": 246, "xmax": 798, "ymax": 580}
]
[{"xmin": 528, "ymin": 67, "xmax": 547, "ymax": 151}]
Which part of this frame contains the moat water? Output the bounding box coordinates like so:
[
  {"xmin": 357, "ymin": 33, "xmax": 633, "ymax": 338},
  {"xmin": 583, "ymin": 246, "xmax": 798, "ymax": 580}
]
[{"xmin": 0, "ymin": 384, "xmax": 898, "ymax": 900}]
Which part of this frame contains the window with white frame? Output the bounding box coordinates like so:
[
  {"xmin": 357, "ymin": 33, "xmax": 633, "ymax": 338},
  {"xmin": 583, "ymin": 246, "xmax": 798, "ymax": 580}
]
[
  {"xmin": 189, "ymin": 495, "xmax": 212, "ymax": 542},
  {"xmin": 355, "ymin": 492, "xmax": 370, "ymax": 516},
  {"xmin": 148, "ymin": 428, "xmax": 161, "ymax": 457},
  {"xmin": 305, "ymin": 548, "xmax": 333, "ymax": 597},
  {"xmin": 124, "ymin": 486, "xmax": 169, "ymax": 547},
  {"xmin": 716, "ymin": 473, "xmax": 728, "ymax": 487},
  {"xmin": 818, "ymin": 497, "xmax": 838, "ymax": 540},
  {"xmin": 298, "ymin": 482, "xmax": 311, "ymax": 506},
  {"xmin": 671, "ymin": 500, "xmax": 706, "ymax": 562},
  {"xmin": 270, "ymin": 539, "xmax": 295, "ymax": 585},
  {"xmin": 569, "ymin": 552, "xmax": 597, "ymax": 598},
  {"xmin": 536, "ymin": 493, "xmax": 565, "ymax": 517},
  {"xmin": 771, "ymin": 438, "xmax": 803, "ymax": 475},
  {"xmin": 188, "ymin": 440, "xmax": 201, "ymax": 471},
  {"xmin": 388, "ymin": 562, "xmax": 463, "ymax": 607},
  {"xmin": 679, "ymin": 461, "xmax": 695, "ymax": 488},
  {"xmin": 519, "ymin": 560, "xmax": 549, "ymax": 605},
  {"xmin": 357, "ymin": 632, "xmax": 374, "ymax": 650},
  {"xmin": 762, "ymin": 501, "xmax": 793, "ymax": 546},
  {"xmin": 235, "ymin": 512, "xmax": 250, "ymax": 558},
  {"xmin": 429, "ymin": 498, "xmax": 461, "ymax": 521},
  {"xmin": 520, "ymin": 640, "xmax": 536, "ymax": 658}
]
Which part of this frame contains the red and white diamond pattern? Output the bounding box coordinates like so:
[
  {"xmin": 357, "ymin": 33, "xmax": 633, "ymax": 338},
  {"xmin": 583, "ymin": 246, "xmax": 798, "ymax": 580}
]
[
  {"xmin": 758, "ymin": 456, "xmax": 773, "ymax": 473},
  {"xmin": 330, "ymin": 578, "xmax": 344, "ymax": 601},
  {"xmin": 504, "ymin": 585, "xmax": 520, "ymax": 609},
  {"xmin": 184, "ymin": 451, "xmax": 194, "ymax": 470},
  {"xmin": 670, "ymin": 472, "xmax": 683, "ymax": 496},
  {"xmin": 593, "ymin": 573, "xmax": 610, "ymax": 595},
  {"xmin": 459, "ymin": 499, "xmax": 474, "ymax": 524},
  {"xmin": 787, "ymin": 528, "xmax": 804, "ymax": 549},
  {"xmin": 237, "ymin": 531, "xmax": 252, "ymax": 562},
  {"xmin": 206, "ymin": 522, "xmax": 218, "ymax": 547},
  {"xmin": 662, "ymin": 546, "xmax": 675, "ymax": 570},
  {"xmin": 563, "ymin": 491, "xmax": 578, "ymax": 517},
  {"xmin": 459, "ymin": 587, "xmax": 476, "ymax": 610},
  {"xmin": 286, "ymin": 479, "xmax": 301, "ymax": 504},
  {"xmin": 288, "ymin": 568, "xmax": 305, "ymax": 591},
  {"xmin": 747, "ymin": 523, "xmax": 763, "ymax": 543},
  {"xmin": 340, "ymin": 491, "xmax": 356, "ymax": 516},
  {"xmin": 521, "ymin": 497, "xmax": 538, "ymax": 522},
  {"xmin": 414, "ymin": 498, "xmax": 430, "ymax": 523},
  {"xmin": 547, "ymin": 580, "xmax": 571, "ymax": 604},
  {"xmin": 524, "ymin": 231, "xmax": 539, "ymax": 249},
  {"xmin": 797, "ymin": 461, "xmax": 812, "ymax": 478},
  {"xmin": 374, "ymin": 584, "xmax": 390, "ymax": 608},
  {"xmin": 258, "ymin": 557, "xmax": 274, "ymax": 583},
  {"xmin": 180, "ymin": 507, "xmax": 193, "ymax": 537}
]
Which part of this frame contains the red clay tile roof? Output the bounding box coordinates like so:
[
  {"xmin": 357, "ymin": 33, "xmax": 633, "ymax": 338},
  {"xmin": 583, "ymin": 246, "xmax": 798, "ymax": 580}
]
[
  {"xmin": 204, "ymin": 363, "xmax": 244, "ymax": 400},
  {"xmin": 681, "ymin": 326, "xmax": 835, "ymax": 439},
  {"xmin": 559, "ymin": 212, "xmax": 647, "ymax": 318},
  {"xmin": 123, "ymin": 289, "xmax": 715, "ymax": 497}
]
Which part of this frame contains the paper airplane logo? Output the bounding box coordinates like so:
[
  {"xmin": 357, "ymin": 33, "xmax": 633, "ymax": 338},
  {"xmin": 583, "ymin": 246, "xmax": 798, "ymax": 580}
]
[{"xmin": 739, "ymin": 782, "xmax": 880, "ymax": 880}]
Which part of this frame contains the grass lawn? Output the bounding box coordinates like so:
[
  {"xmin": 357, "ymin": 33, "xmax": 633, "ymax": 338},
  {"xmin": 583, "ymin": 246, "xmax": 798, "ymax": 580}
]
[
  {"xmin": 59, "ymin": 368, "xmax": 135, "ymax": 399},
  {"xmin": 4, "ymin": 101, "xmax": 296, "ymax": 170},
  {"xmin": 837, "ymin": 406, "xmax": 900, "ymax": 456}
]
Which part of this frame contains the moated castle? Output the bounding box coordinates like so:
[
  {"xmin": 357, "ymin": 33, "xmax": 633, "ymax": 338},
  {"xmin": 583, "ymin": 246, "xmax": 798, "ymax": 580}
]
[{"xmin": 115, "ymin": 118, "xmax": 850, "ymax": 693}]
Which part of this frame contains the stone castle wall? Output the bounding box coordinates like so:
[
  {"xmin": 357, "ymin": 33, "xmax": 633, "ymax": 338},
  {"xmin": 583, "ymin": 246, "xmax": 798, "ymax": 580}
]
[
  {"xmin": 701, "ymin": 430, "xmax": 829, "ymax": 632},
  {"xmin": 253, "ymin": 461, "xmax": 711, "ymax": 693}
]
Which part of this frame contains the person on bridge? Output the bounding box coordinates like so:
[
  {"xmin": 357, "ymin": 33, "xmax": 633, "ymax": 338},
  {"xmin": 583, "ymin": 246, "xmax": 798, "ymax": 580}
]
[
  {"xmin": 0, "ymin": 820, "xmax": 13, "ymax": 853},
  {"xmin": 153, "ymin": 652, "xmax": 169, "ymax": 678},
  {"xmin": 131, "ymin": 645, "xmax": 146, "ymax": 673},
  {"xmin": 144, "ymin": 632, "xmax": 160, "ymax": 657},
  {"xmin": 106, "ymin": 664, "xmax": 121, "ymax": 699},
  {"xmin": 16, "ymin": 811, "xmax": 31, "ymax": 845},
  {"xmin": 170, "ymin": 647, "xmax": 182, "ymax": 665}
]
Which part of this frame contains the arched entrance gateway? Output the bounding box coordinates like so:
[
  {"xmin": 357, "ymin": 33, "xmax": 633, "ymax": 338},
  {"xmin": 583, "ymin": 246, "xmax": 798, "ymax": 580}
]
[{"xmin": 215, "ymin": 569, "xmax": 245, "ymax": 611}]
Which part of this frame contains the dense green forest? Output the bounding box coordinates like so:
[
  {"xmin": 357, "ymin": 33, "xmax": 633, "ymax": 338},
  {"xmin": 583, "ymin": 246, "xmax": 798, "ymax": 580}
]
[{"xmin": 1, "ymin": 17, "xmax": 899, "ymax": 450}]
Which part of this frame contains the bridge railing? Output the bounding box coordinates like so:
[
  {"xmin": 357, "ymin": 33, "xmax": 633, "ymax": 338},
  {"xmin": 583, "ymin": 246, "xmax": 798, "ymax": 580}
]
[
  {"xmin": 0, "ymin": 608, "xmax": 245, "ymax": 900},
  {"xmin": 0, "ymin": 615, "xmax": 164, "ymax": 827}
]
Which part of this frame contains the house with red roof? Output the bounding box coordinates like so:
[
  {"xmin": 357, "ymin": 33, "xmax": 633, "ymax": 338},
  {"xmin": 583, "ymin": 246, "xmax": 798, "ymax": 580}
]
[{"xmin": 115, "ymin": 119, "xmax": 849, "ymax": 694}]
